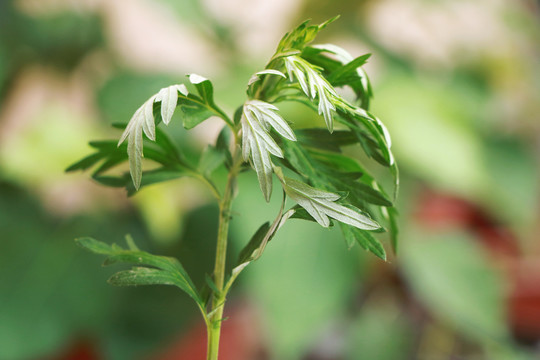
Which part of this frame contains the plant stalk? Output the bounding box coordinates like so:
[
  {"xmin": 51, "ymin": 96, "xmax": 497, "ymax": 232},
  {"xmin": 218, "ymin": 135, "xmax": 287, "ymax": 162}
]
[{"xmin": 207, "ymin": 146, "xmax": 242, "ymax": 360}]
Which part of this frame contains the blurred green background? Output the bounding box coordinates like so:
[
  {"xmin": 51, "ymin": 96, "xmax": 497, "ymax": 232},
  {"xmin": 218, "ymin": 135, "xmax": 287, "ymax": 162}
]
[{"xmin": 1, "ymin": 0, "xmax": 539, "ymax": 359}]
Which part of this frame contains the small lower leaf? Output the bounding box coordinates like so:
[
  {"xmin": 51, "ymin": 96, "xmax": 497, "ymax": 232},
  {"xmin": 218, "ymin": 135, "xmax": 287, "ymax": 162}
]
[{"xmin": 237, "ymin": 222, "xmax": 271, "ymax": 265}]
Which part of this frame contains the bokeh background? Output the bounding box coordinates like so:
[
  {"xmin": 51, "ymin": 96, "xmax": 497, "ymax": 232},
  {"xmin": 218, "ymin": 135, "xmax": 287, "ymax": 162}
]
[{"xmin": 1, "ymin": 0, "xmax": 539, "ymax": 359}]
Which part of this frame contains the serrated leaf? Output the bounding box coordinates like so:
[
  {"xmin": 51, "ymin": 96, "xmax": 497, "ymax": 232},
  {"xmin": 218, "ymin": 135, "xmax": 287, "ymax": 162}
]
[
  {"xmin": 276, "ymin": 17, "xmax": 339, "ymax": 53},
  {"xmin": 327, "ymin": 54, "xmax": 371, "ymax": 85},
  {"xmin": 340, "ymin": 224, "xmax": 386, "ymax": 260},
  {"xmin": 279, "ymin": 140, "xmax": 393, "ymax": 210},
  {"xmin": 287, "ymin": 205, "xmax": 335, "ymax": 227},
  {"xmin": 156, "ymin": 84, "xmax": 188, "ymax": 125},
  {"xmin": 115, "ymin": 78, "xmax": 229, "ymax": 191},
  {"xmin": 241, "ymin": 100, "xmax": 296, "ymax": 201},
  {"xmin": 305, "ymin": 44, "xmax": 373, "ymax": 108},
  {"xmin": 283, "ymin": 55, "xmax": 339, "ymax": 132},
  {"xmin": 76, "ymin": 236, "xmax": 203, "ymax": 305},
  {"xmin": 281, "ymin": 177, "xmax": 381, "ymax": 230},
  {"xmin": 248, "ymin": 69, "xmax": 287, "ymax": 86}
]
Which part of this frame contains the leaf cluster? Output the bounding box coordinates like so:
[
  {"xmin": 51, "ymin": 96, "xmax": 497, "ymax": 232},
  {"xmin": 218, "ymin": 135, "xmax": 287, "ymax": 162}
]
[{"xmin": 69, "ymin": 18, "xmax": 399, "ymax": 303}]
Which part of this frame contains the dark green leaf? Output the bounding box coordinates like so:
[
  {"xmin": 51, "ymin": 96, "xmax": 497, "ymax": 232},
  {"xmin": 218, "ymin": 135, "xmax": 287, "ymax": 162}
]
[
  {"xmin": 178, "ymin": 100, "xmax": 214, "ymax": 129},
  {"xmin": 204, "ymin": 274, "xmax": 221, "ymax": 296},
  {"xmin": 189, "ymin": 74, "xmax": 214, "ymax": 103},
  {"xmin": 92, "ymin": 154, "xmax": 127, "ymax": 176},
  {"xmin": 76, "ymin": 237, "xmax": 116, "ymax": 255},
  {"xmin": 65, "ymin": 152, "xmax": 105, "ymax": 172},
  {"xmin": 216, "ymin": 126, "xmax": 233, "ymax": 167},
  {"xmin": 345, "ymin": 181, "xmax": 393, "ymax": 207},
  {"xmin": 198, "ymin": 145, "xmax": 226, "ymax": 177},
  {"xmin": 295, "ymin": 129, "xmax": 357, "ymax": 152},
  {"xmin": 327, "ymin": 54, "xmax": 371, "ymax": 85},
  {"xmin": 385, "ymin": 206, "xmax": 399, "ymax": 253},
  {"xmin": 302, "ymin": 45, "xmax": 373, "ymax": 109},
  {"xmin": 340, "ymin": 224, "xmax": 386, "ymax": 260},
  {"xmin": 92, "ymin": 175, "xmax": 128, "ymax": 188},
  {"xmin": 126, "ymin": 168, "xmax": 185, "ymax": 196},
  {"xmin": 309, "ymin": 150, "xmax": 365, "ymax": 173},
  {"xmin": 237, "ymin": 222, "xmax": 271, "ymax": 265},
  {"xmin": 76, "ymin": 236, "xmax": 203, "ymax": 305}
]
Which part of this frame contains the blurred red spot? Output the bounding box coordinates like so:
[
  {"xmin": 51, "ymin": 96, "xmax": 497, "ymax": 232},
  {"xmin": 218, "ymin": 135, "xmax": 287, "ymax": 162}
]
[
  {"xmin": 508, "ymin": 260, "xmax": 540, "ymax": 341},
  {"xmin": 54, "ymin": 339, "xmax": 100, "ymax": 360}
]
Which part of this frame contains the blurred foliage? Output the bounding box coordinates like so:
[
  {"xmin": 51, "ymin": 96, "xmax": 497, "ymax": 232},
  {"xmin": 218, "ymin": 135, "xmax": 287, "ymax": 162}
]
[
  {"xmin": 1, "ymin": 0, "xmax": 539, "ymax": 359},
  {"xmin": 0, "ymin": 1, "xmax": 104, "ymax": 98}
]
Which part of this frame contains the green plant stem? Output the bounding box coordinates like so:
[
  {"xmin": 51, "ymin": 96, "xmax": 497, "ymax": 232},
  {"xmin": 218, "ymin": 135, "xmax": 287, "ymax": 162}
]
[{"xmin": 207, "ymin": 145, "xmax": 242, "ymax": 360}]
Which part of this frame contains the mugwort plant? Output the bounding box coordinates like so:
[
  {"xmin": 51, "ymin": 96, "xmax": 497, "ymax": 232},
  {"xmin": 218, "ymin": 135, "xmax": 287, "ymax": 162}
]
[{"xmin": 68, "ymin": 17, "xmax": 399, "ymax": 360}]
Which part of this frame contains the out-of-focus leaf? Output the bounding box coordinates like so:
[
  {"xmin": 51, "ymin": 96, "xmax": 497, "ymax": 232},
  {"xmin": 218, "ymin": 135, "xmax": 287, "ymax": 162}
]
[
  {"xmin": 92, "ymin": 175, "xmax": 128, "ymax": 188},
  {"xmin": 345, "ymin": 299, "xmax": 415, "ymax": 360},
  {"xmin": 276, "ymin": 17, "xmax": 339, "ymax": 54},
  {"xmin": 198, "ymin": 145, "xmax": 226, "ymax": 177},
  {"xmin": 126, "ymin": 168, "xmax": 186, "ymax": 196},
  {"xmin": 65, "ymin": 152, "xmax": 105, "ymax": 172},
  {"xmin": 401, "ymin": 233, "xmax": 508, "ymax": 342}
]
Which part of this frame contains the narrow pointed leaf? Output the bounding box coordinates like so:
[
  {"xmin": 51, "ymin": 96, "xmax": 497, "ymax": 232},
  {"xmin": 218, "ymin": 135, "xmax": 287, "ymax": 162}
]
[
  {"xmin": 340, "ymin": 224, "xmax": 386, "ymax": 260},
  {"xmin": 282, "ymin": 177, "xmax": 381, "ymax": 230},
  {"xmin": 241, "ymin": 100, "xmax": 297, "ymax": 201}
]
